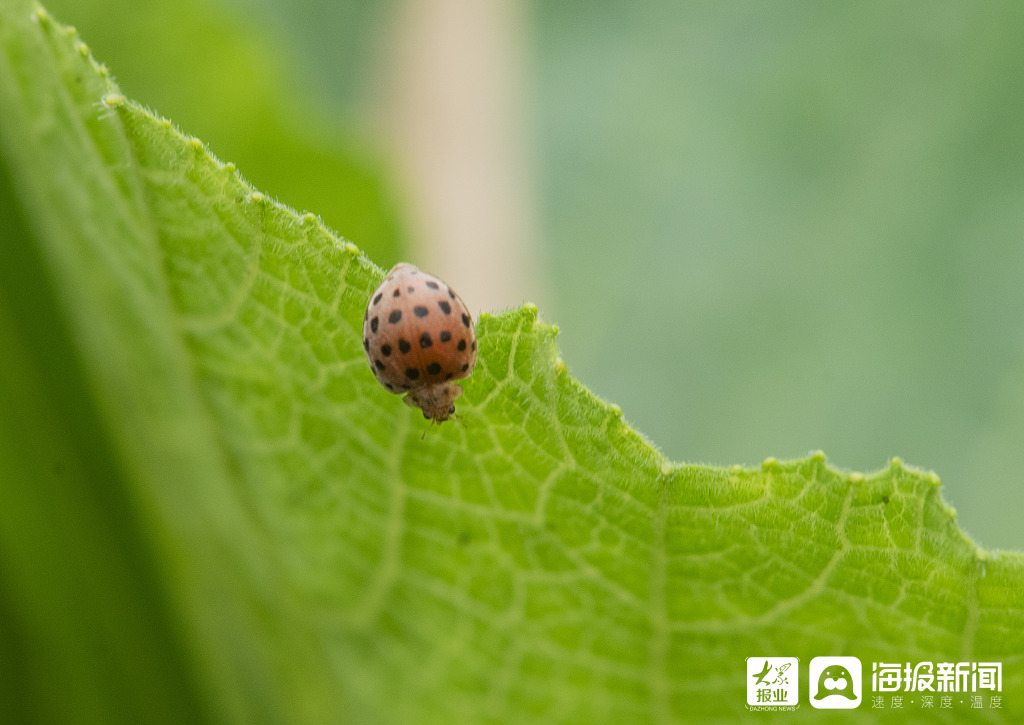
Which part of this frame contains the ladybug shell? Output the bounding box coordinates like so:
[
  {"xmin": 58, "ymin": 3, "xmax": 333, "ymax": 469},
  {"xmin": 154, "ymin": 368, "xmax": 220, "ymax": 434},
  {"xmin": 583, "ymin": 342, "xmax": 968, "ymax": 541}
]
[{"xmin": 362, "ymin": 264, "xmax": 477, "ymax": 394}]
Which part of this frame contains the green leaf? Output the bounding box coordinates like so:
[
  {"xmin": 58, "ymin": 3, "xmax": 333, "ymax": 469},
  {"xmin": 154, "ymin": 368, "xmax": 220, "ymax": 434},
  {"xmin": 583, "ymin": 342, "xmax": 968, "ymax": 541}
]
[{"xmin": 1, "ymin": 3, "xmax": 1021, "ymax": 723}]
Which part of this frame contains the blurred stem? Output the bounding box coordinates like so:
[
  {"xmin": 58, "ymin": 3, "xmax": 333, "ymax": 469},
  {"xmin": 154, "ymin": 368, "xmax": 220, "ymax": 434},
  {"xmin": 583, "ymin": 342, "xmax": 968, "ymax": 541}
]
[{"xmin": 379, "ymin": 0, "xmax": 542, "ymax": 314}]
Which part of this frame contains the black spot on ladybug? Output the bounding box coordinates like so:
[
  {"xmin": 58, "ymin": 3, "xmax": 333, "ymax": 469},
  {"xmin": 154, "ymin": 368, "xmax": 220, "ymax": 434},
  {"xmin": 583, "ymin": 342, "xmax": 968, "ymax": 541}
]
[
  {"xmin": 445, "ymin": 372, "xmax": 453, "ymax": 380},
  {"xmin": 461, "ymin": 313, "xmax": 470, "ymax": 327},
  {"xmin": 426, "ymin": 281, "xmax": 439, "ymax": 289},
  {"xmin": 420, "ymin": 332, "xmax": 432, "ymax": 348},
  {"xmin": 363, "ymin": 338, "xmax": 369, "ymax": 351},
  {"xmin": 427, "ymin": 362, "xmax": 441, "ymax": 375},
  {"xmin": 375, "ymin": 360, "xmax": 385, "ymax": 371},
  {"xmin": 370, "ymin": 317, "xmax": 379, "ymax": 333},
  {"xmin": 440, "ymin": 330, "xmax": 451, "ymax": 343},
  {"xmin": 414, "ymin": 306, "xmax": 429, "ymax": 318},
  {"xmin": 393, "ymin": 288, "xmax": 400, "ymax": 297},
  {"xmin": 461, "ymin": 363, "xmax": 469, "ymax": 372},
  {"xmin": 407, "ymin": 286, "xmax": 415, "ymax": 293},
  {"xmin": 373, "ymin": 292, "xmax": 383, "ymax": 306},
  {"xmin": 448, "ymin": 288, "xmax": 456, "ymax": 299},
  {"xmin": 389, "ymin": 310, "xmax": 402, "ymax": 324},
  {"xmin": 406, "ymin": 368, "xmax": 420, "ymax": 380},
  {"xmin": 384, "ymin": 382, "xmax": 396, "ymax": 391},
  {"xmin": 438, "ymin": 301, "xmax": 451, "ymax": 315},
  {"xmin": 399, "ymin": 339, "xmax": 411, "ymax": 354},
  {"xmin": 457, "ymin": 339, "xmax": 466, "ymax": 351},
  {"xmin": 471, "ymin": 341, "xmax": 476, "ymax": 352},
  {"xmin": 381, "ymin": 344, "xmax": 392, "ymax": 356}
]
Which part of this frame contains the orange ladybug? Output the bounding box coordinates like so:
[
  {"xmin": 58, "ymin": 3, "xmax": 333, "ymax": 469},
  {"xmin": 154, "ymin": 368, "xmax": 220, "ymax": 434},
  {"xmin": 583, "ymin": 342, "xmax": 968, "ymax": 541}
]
[{"xmin": 363, "ymin": 264, "xmax": 477, "ymax": 421}]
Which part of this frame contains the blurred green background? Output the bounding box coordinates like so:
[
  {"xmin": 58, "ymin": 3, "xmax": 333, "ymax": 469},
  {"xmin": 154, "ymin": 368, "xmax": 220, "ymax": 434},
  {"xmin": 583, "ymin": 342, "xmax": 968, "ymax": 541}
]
[{"xmin": 44, "ymin": 0, "xmax": 1024, "ymax": 550}]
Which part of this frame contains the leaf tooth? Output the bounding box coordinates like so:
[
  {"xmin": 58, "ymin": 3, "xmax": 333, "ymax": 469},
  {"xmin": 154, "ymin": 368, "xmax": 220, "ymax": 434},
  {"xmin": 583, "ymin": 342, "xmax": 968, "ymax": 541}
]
[{"xmin": 31, "ymin": 7, "xmax": 52, "ymax": 26}]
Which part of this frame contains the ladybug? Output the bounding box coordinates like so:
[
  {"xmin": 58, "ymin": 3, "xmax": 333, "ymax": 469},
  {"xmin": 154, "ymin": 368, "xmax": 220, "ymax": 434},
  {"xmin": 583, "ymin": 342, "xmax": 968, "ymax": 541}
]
[{"xmin": 363, "ymin": 263, "xmax": 477, "ymax": 422}]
